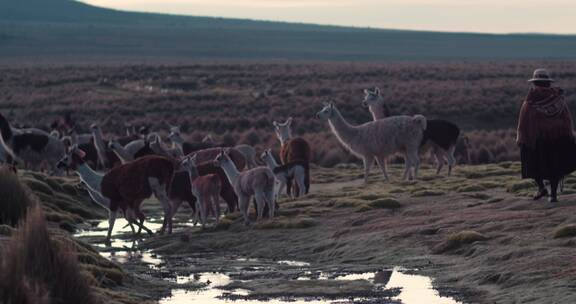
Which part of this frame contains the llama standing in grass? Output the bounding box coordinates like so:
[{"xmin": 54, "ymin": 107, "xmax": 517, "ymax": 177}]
[
  {"xmin": 213, "ymin": 149, "xmax": 275, "ymax": 224},
  {"xmin": 260, "ymin": 149, "xmax": 306, "ymax": 199},
  {"xmin": 57, "ymin": 147, "xmax": 176, "ymax": 243},
  {"xmin": 316, "ymin": 101, "xmax": 427, "ymax": 183},
  {"xmin": 363, "ymin": 87, "xmax": 460, "ymax": 175},
  {"xmin": 273, "ymin": 117, "xmax": 311, "ymax": 195},
  {"xmin": 181, "ymin": 154, "xmax": 222, "ymax": 228},
  {"xmin": 0, "ymin": 113, "xmax": 66, "ymax": 174}
]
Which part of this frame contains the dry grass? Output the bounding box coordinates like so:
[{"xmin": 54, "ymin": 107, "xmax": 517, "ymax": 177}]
[
  {"xmin": 433, "ymin": 230, "xmax": 488, "ymax": 254},
  {"xmin": 0, "ymin": 169, "xmax": 36, "ymax": 227},
  {"xmin": 0, "ymin": 206, "xmax": 96, "ymax": 304},
  {"xmin": 553, "ymin": 224, "xmax": 576, "ymax": 239}
]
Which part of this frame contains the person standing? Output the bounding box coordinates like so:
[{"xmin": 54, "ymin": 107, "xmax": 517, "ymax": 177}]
[{"xmin": 517, "ymin": 68, "xmax": 576, "ymax": 202}]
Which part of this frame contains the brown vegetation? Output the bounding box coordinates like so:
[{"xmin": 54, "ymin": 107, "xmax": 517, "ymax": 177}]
[{"xmin": 1, "ymin": 62, "xmax": 575, "ymax": 166}]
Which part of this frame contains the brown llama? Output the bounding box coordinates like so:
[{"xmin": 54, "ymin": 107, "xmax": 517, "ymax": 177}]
[
  {"xmin": 181, "ymin": 154, "xmax": 222, "ymax": 228},
  {"xmin": 57, "ymin": 147, "xmax": 176, "ymax": 243},
  {"xmin": 273, "ymin": 118, "xmax": 311, "ymax": 195}
]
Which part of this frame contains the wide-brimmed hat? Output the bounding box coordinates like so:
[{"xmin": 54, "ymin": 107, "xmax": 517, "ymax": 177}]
[{"xmin": 528, "ymin": 68, "xmax": 554, "ymax": 82}]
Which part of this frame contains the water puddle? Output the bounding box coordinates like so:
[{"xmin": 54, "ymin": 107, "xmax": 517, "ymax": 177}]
[{"xmin": 75, "ymin": 220, "xmax": 463, "ymax": 304}]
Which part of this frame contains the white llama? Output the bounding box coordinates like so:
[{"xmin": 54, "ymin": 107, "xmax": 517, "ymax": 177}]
[
  {"xmin": 315, "ymin": 101, "xmax": 427, "ymax": 183},
  {"xmin": 213, "ymin": 149, "xmax": 275, "ymax": 224}
]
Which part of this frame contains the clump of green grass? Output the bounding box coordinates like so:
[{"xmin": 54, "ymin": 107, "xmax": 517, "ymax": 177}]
[
  {"xmin": 368, "ymin": 198, "xmax": 401, "ymax": 209},
  {"xmin": 411, "ymin": 190, "xmax": 446, "ymax": 197},
  {"xmin": 256, "ymin": 217, "xmax": 317, "ymax": 229},
  {"xmin": 464, "ymin": 193, "xmax": 491, "ymax": 200},
  {"xmin": 0, "ymin": 168, "xmax": 36, "ymax": 226},
  {"xmin": 0, "ymin": 206, "xmax": 96, "ymax": 303},
  {"xmin": 433, "ymin": 230, "xmax": 488, "ymax": 254},
  {"xmin": 457, "ymin": 184, "xmax": 486, "ymax": 192},
  {"xmin": 22, "ymin": 178, "xmax": 54, "ymax": 196},
  {"xmin": 506, "ymin": 180, "xmax": 534, "ymax": 193},
  {"xmin": 553, "ymin": 224, "xmax": 576, "ymax": 239}
]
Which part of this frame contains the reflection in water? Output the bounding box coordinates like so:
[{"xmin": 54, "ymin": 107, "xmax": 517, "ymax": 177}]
[
  {"xmin": 388, "ymin": 268, "xmax": 461, "ymax": 304},
  {"xmin": 277, "ymin": 260, "xmax": 311, "ymax": 267}
]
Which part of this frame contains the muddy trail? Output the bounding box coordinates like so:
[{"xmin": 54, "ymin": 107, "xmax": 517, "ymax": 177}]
[{"xmin": 9, "ymin": 162, "xmax": 576, "ymax": 303}]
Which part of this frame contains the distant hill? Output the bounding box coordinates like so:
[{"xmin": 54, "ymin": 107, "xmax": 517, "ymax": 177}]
[{"xmin": 1, "ymin": 0, "xmax": 576, "ymax": 63}]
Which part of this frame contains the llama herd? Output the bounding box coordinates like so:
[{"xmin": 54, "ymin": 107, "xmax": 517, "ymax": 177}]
[{"xmin": 0, "ymin": 87, "xmax": 463, "ymax": 243}]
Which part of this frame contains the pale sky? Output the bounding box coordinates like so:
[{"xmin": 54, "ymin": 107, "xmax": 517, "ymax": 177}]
[{"xmin": 81, "ymin": 0, "xmax": 576, "ymax": 34}]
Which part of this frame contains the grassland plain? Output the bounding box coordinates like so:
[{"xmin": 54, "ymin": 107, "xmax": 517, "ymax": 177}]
[
  {"xmin": 1, "ymin": 61, "xmax": 576, "ymax": 165},
  {"xmin": 4, "ymin": 162, "xmax": 576, "ymax": 303}
]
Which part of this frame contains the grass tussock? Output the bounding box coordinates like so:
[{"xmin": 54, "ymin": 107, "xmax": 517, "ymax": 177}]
[
  {"xmin": 0, "ymin": 169, "xmax": 36, "ymax": 227},
  {"xmin": 256, "ymin": 217, "xmax": 317, "ymax": 230},
  {"xmin": 433, "ymin": 230, "xmax": 488, "ymax": 254},
  {"xmin": 411, "ymin": 189, "xmax": 446, "ymax": 197},
  {"xmin": 368, "ymin": 198, "xmax": 402, "ymax": 209},
  {"xmin": 506, "ymin": 180, "xmax": 534, "ymax": 193},
  {"xmin": 553, "ymin": 224, "xmax": 576, "ymax": 239},
  {"xmin": 0, "ymin": 206, "xmax": 96, "ymax": 304}
]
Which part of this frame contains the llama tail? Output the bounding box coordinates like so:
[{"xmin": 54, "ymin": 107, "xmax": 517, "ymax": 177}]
[{"xmin": 413, "ymin": 115, "xmax": 427, "ymax": 131}]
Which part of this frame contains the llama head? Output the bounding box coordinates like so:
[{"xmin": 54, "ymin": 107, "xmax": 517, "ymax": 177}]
[
  {"xmin": 273, "ymin": 117, "xmax": 293, "ymax": 143},
  {"xmin": 57, "ymin": 145, "xmax": 86, "ymax": 170},
  {"xmin": 202, "ymin": 134, "xmax": 215, "ymax": 143},
  {"xmin": 260, "ymin": 148, "xmax": 272, "ymax": 161},
  {"xmin": 168, "ymin": 129, "xmax": 183, "ymax": 144},
  {"xmin": 213, "ymin": 148, "xmax": 232, "ymax": 168},
  {"xmin": 180, "ymin": 153, "xmax": 199, "ymax": 176},
  {"xmin": 89, "ymin": 123, "xmax": 100, "ymax": 131},
  {"xmin": 362, "ymin": 87, "xmax": 383, "ymax": 108},
  {"xmin": 315, "ymin": 101, "xmax": 336, "ymax": 120},
  {"xmin": 107, "ymin": 140, "xmax": 122, "ymax": 151}
]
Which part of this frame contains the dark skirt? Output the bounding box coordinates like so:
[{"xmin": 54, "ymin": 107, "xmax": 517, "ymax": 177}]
[{"xmin": 521, "ymin": 137, "xmax": 576, "ymax": 180}]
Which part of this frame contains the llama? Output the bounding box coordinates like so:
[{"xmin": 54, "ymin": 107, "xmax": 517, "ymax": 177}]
[
  {"xmin": 260, "ymin": 149, "xmax": 306, "ymax": 199},
  {"xmin": 316, "ymin": 101, "xmax": 427, "ymax": 183},
  {"xmin": 150, "ymin": 137, "xmax": 240, "ymax": 213},
  {"xmin": 363, "ymin": 87, "xmax": 460, "ymax": 175},
  {"xmin": 181, "ymin": 154, "xmax": 222, "ymax": 228},
  {"xmin": 233, "ymin": 144, "xmax": 258, "ymax": 168},
  {"xmin": 168, "ymin": 127, "xmax": 216, "ymax": 155},
  {"xmin": 272, "ymin": 118, "xmax": 311, "ymax": 195},
  {"xmin": 57, "ymin": 147, "xmax": 176, "ymax": 243},
  {"xmin": 0, "ymin": 113, "xmax": 66, "ymax": 174},
  {"xmin": 214, "ymin": 149, "xmax": 275, "ymax": 224}
]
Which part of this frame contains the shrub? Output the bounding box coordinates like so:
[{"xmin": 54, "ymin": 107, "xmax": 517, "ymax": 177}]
[
  {"xmin": 0, "ymin": 207, "xmax": 96, "ymax": 303},
  {"xmin": 0, "ymin": 169, "xmax": 36, "ymax": 226},
  {"xmin": 433, "ymin": 230, "xmax": 488, "ymax": 254},
  {"xmin": 553, "ymin": 224, "xmax": 576, "ymax": 239}
]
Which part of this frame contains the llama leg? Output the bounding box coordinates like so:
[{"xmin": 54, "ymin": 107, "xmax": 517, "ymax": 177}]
[
  {"xmin": 296, "ymin": 171, "xmax": 306, "ymax": 197},
  {"xmin": 402, "ymin": 155, "xmax": 412, "ymax": 181},
  {"xmin": 363, "ymin": 156, "xmax": 374, "ymax": 185},
  {"xmin": 135, "ymin": 209, "xmax": 153, "ymax": 236},
  {"xmin": 198, "ymin": 195, "xmax": 207, "ymax": 228},
  {"xmin": 150, "ymin": 178, "xmax": 173, "ymax": 234},
  {"xmin": 211, "ymin": 194, "xmax": 220, "ymax": 225},
  {"xmin": 193, "ymin": 200, "xmax": 201, "ymax": 226},
  {"xmin": 276, "ymin": 179, "xmax": 286, "ymax": 201},
  {"xmin": 238, "ymin": 195, "xmax": 250, "ymax": 225},
  {"xmin": 375, "ymin": 156, "xmax": 389, "ymax": 182},
  {"xmin": 411, "ymin": 150, "xmax": 421, "ymax": 180},
  {"xmin": 254, "ymin": 192, "xmax": 265, "ymax": 221},
  {"xmin": 267, "ymin": 189, "xmax": 276, "ymax": 218},
  {"xmin": 447, "ymin": 146, "xmax": 456, "ymax": 176},
  {"xmin": 106, "ymin": 210, "xmax": 117, "ymax": 245},
  {"xmin": 433, "ymin": 148, "xmax": 444, "ymax": 175}
]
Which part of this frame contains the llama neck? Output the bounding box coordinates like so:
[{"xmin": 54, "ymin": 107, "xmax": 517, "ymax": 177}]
[
  {"xmin": 263, "ymin": 154, "xmax": 279, "ymax": 169},
  {"xmin": 328, "ymin": 108, "xmax": 359, "ymax": 147},
  {"xmin": 111, "ymin": 145, "xmax": 131, "ymax": 164},
  {"xmin": 220, "ymin": 160, "xmax": 240, "ymax": 187},
  {"xmin": 76, "ymin": 163, "xmax": 104, "ymax": 194},
  {"xmin": 368, "ymin": 103, "xmax": 386, "ymax": 120}
]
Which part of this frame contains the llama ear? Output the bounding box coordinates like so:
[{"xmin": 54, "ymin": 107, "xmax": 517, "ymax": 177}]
[
  {"xmin": 329, "ymin": 101, "xmax": 335, "ymax": 108},
  {"xmin": 273, "ymin": 121, "xmax": 279, "ymax": 128},
  {"xmin": 374, "ymin": 87, "xmax": 381, "ymax": 95},
  {"xmin": 287, "ymin": 117, "xmax": 293, "ymax": 126}
]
